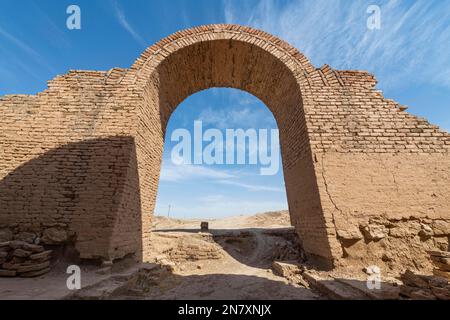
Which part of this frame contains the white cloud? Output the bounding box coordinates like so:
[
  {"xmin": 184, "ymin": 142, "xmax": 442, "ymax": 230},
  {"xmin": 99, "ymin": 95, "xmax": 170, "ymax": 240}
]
[
  {"xmin": 159, "ymin": 162, "xmax": 235, "ymax": 182},
  {"xmin": 159, "ymin": 158, "xmax": 283, "ymax": 192},
  {"xmin": 224, "ymin": 0, "xmax": 450, "ymax": 89},
  {"xmin": 198, "ymin": 105, "xmax": 277, "ymax": 131},
  {"xmin": 216, "ymin": 180, "xmax": 284, "ymax": 192},
  {"xmin": 113, "ymin": 0, "xmax": 147, "ymax": 47},
  {"xmin": 155, "ymin": 198, "xmax": 287, "ymax": 219},
  {"xmin": 0, "ymin": 26, "xmax": 55, "ymax": 74}
]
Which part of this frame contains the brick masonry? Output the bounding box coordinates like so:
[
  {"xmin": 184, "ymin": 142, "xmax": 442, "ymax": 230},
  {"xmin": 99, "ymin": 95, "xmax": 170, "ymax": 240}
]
[{"xmin": 0, "ymin": 24, "xmax": 449, "ymax": 270}]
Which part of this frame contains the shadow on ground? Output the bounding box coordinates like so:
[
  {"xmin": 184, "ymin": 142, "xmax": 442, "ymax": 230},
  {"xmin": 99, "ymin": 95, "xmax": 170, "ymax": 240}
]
[
  {"xmin": 66, "ymin": 263, "xmax": 405, "ymax": 300},
  {"xmin": 5, "ymin": 261, "xmax": 444, "ymax": 300}
]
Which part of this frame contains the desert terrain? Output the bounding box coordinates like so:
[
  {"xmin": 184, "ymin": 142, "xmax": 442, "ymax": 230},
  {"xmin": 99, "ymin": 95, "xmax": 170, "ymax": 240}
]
[
  {"xmin": 1, "ymin": 211, "xmax": 448, "ymax": 300},
  {"xmin": 0, "ymin": 211, "xmax": 321, "ymax": 299}
]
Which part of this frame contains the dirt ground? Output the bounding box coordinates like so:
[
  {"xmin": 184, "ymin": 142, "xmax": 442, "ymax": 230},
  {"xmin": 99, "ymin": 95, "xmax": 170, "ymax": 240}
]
[
  {"xmin": 135, "ymin": 211, "xmax": 321, "ymax": 299},
  {"xmin": 0, "ymin": 211, "xmax": 324, "ymax": 300},
  {"xmin": 4, "ymin": 211, "xmax": 442, "ymax": 300}
]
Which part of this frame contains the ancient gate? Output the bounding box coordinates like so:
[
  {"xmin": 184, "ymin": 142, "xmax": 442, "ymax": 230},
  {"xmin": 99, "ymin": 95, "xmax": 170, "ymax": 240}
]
[{"xmin": 0, "ymin": 25, "xmax": 449, "ymax": 270}]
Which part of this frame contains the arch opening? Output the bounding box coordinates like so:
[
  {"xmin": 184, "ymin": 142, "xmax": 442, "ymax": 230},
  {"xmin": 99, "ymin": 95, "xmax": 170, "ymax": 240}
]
[
  {"xmin": 151, "ymin": 88, "xmax": 300, "ymax": 270},
  {"xmin": 134, "ymin": 37, "xmax": 335, "ymax": 267},
  {"xmin": 154, "ymin": 88, "xmax": 288, "ymax": 220}
]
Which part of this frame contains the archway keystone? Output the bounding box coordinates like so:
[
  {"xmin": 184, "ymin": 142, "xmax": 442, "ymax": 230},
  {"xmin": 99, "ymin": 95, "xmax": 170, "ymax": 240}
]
[{"xmin": 0, "ymin": 24, "xmax": 449, "ymax": 270}]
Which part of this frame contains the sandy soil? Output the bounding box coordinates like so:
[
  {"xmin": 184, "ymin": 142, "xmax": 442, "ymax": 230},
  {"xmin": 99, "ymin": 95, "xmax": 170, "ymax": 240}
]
[{"xmin": 152, "ymin": 210, "xmax": 292, "ymax": 230}]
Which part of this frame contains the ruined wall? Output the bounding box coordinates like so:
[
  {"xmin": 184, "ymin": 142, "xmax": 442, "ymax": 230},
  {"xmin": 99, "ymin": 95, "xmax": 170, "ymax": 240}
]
[
  {"xmin": 0, "ymin": 24, "xmax": 449, "ymax": 271},
  {"xmin": 304, "ymin": 66, "xmax": 450, "ymax": 271},
  {"xmin": 0, "ymin": 69, "xmax": 145, "ymax": 261}
]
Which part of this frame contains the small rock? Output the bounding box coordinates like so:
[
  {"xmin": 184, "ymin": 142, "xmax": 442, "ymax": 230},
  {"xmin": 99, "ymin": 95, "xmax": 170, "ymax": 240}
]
[
  {"xmin": 272, "ymin": 261, "xmax": 309, "ymax": 287},
  {"xmin": 401, "ymin": 270, "xmax": 429, "ymax": 288},
  {"xmin": 428, "ymin": 250, "xmax": 450, "ymax": 258},
  {"xmin": 419, "ymin": 224, "xmax": 433, "ymax": 239},
  {"xmin": 0, "ymin": 241, "xmax": 11, "ymax": 248},
  {"xmin": 101, "ymin": 260, "xmax": 113, "ymax": 267},
  {"xmin": 161, "ymin": 261, "xmax": 175, "ymax": 272},
  {"xmin": 200, "ymin": 222, "xmax": 209, "ymax": 232},
  {"xmin": 431, "ymin": 256, "xmax": 450, "ymax": 266},
  {"xmin": 433, "ymin": 261, "xmax": 450, "ymax": 272},
  {"xmin": 13, "ymin": 248, "xmax": 32, "ymax": 258},
  {"xmin": 22, "ymin": 243, "xmax": 44, "ymax": 253},
  {"xmin": 20, "ymin": 267, "xmax": 50, "ymax": 278},
  {"xmin": 363, "ymin": 265, "xmax": 380, "ymax": 275},
  {"xmin": 409, "ymin": 289, "xmax": 436, "ymax": 300},
  {"xmin": 433, "ymin": 269, "xmax": 450, "ymax": 280},
  {"xmin": 382, "ymin": 253, "xmax": 393, "ymax": 262},
  {"xmin": 29, "ymin": 250, "xmax": 52, "ymax": 261},
  {"xmin": 429, "ymin": 276, "xmax": 449, "ymax": 288},
  {"xmin": 273, "ymin": 261, "xmax": 300, "ymax": 277},
  {"xmin": 17, "ymin": 261, "xmax": 50, "ymax": 273},
  {"xmin": 337, "ymin": 228, "xmax": 363, "ymax": 240},
  {"xmin": 433, "ymin": 237, "xmax": 449, "ymax": 251},
  {"xmin": 389, "ymin": 227, "xmax": 410, "ymax": 238},
  {"xmin": 9, "ymin": 240, "xmax": 27, "ymax": 250},
  {"xmin": 10, "ymin": 256, "xmax": 26, "ymax": 264},
  {"xmin": 432, "ymin": 220, "xmax": 450, "ymax": 236},
  {"xmin": 154, "ymin": 255, "xmax": 167, "ymax": 262},
  {"xmin": 431, "ymin": 286, "xmax": 450, "ymax": 300},
  {"xmin": 361, "ymin": 224, "xmax": 387, "ymax": 241},
  {"xmin": 399, "ymin": 285, "xmax": 416, "ymax": 297},
  {"xmin": 41, "ymin": 228, "xmax": 68, "ymax": 244},
  {"xmin": 14, "ymin": 232, "xmax": 36, "ymax": 244},
  {"xmin": 2, "ymin": 262, "xmax": 21, "ymax": 271},
  {"xmin": 0, "ymin": 229, "xmax": 13, "ymax": 242},
  {"xmin": 0, "ymin": 269, "xmax": 16, "ymax": 277}
]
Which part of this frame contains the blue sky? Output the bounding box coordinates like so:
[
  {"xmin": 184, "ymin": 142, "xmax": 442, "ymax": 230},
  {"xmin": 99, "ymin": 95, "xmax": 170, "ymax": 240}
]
[{"xmin": 1, "ymin": 0, "xmax": 449, "ymax": 218}]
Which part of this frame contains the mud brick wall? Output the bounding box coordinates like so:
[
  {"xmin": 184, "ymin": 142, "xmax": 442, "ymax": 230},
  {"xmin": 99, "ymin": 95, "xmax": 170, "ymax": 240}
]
[
  {"xmin": 0, "ymin": 24, "xmax": 449, "ymax": 271},
  {"xmin": 306, "ymin": 66, "xmax": 450, "ymax": 270},
  {"xmin": 0, "ymin": 69, "xmax": 145, "ymax": 261}
]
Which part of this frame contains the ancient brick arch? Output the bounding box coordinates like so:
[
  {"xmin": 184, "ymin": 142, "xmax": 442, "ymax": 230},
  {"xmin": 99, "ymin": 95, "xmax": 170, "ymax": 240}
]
[{"xmin": 0, "ymin": 24, "xmax": 449, "ymax": 270}]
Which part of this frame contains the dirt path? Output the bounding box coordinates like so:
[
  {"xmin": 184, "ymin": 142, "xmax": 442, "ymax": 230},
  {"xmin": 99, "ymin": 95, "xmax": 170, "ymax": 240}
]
[
  {"xmin": 1, "ymin": 211, "xmax": 322, "ymax": 300},
  {"xmin": 137, "ymin": 214, "xmax": 322, "ymax": 300}
]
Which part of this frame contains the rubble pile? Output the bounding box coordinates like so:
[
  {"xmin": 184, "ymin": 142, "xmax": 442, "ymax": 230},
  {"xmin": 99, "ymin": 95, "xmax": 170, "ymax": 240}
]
[
  {"xmin": 0, "ymin": 240, "xmax": 53, "ymax": 278},
  {"xmin": 0, "ymin": 227, "xmax": 70, "ymax": 278},
  {"xmin": 399, "ymin": 258, "xmax": 450, "ymax": 300},
  {"xmin": 429, "ymin": 250, "xmax": 450, "ymax": 281}
]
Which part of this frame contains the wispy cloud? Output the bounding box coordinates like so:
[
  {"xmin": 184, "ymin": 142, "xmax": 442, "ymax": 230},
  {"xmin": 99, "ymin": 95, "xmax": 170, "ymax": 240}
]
[
  {"xmin": 198, "ymin": 105, "xmax": 276, "ymax": 130},
  {"xmin": 159, "ymin": 162, "xmax": 235, "ymax": 182},
  {"xmin": 112, "ymin": 0, "xmax": 147, "ymax": 47},
  {"xmin": 216, "ymin": 180, "xmax": 283, "ymax": 192},
  {"xmin": 29, "ymin": 1, "xmax": 71, "ymax": 50},
  {"xmin": 160, "ymin": 162, "xmax": 282, "ymax": 195},
  {"xmin": 155, "ymin": 198, "xmax": 287, "ymax": 219},
  {"xmin": 199, "ymin": 107, "xmax": 252, "ymax": 129},
  {"xmin": 0, "ymin": 26, "xmax": 55, "ymax": 74},
  {"xmin": 224, "ymin": 0, "xmax": 450, "ymax": 89}
]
